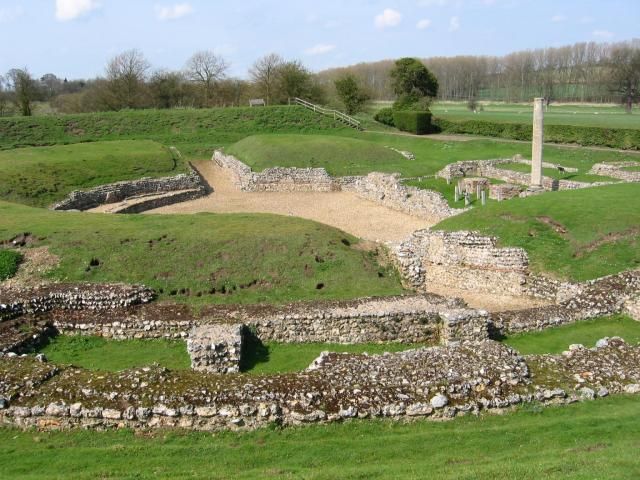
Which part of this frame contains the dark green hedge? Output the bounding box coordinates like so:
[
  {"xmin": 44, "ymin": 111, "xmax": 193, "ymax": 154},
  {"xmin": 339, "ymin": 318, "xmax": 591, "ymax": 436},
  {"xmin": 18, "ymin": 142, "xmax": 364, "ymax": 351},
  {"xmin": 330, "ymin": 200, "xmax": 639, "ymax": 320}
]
[
  {"xmin": 393, "ymin": 111, "xmax": 432, "ymax": 135},
  {"xmin": 373, "ymin": 107, "xmax": 395, "ymax": 127},
  {"xmin": 432, "ymin": 118, "xmax": 640, "ymax": 150},
  {"xmin": 0, "ymin": 250, "xmax": 22, "ymax": 280}
]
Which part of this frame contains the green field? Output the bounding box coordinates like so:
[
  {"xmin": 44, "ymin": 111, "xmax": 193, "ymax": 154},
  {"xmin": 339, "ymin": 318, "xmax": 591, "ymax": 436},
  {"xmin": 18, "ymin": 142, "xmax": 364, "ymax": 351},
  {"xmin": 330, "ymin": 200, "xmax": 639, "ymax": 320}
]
[
  {"xmin": 1, "ymin": 396, "xmax": 639, "ymax": 479},
  {"xmin": 0, "ymin": 140, "xmax": 188, "ymax": 207},
  {"xmin": 435, "ymin": 183, "xmax": 640, "ymax": 281},
  {"xmin": 228, "ymin": 131, "xmax": 638, "ymax": 178},
  {"xmin": 39, "ymin": 335, "xmax": 190, "ymax": 371},
  {"xmin": 0, "ymin": 201, "xmax": 404, "ymax": 304},
  {"xmin": 504, "ymin": 315, "xmax": 640, "ymax": 354},
  {"xmin": 431, "ymin": 102, "xmax": 640, "ymax": 130}
]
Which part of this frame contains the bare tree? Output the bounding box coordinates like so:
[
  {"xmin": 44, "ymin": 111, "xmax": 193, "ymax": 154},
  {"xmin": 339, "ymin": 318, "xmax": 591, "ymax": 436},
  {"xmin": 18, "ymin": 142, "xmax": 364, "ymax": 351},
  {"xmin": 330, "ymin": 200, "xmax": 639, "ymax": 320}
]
[
  {"xmin": 185, "ymin": 51, "xmax": 229, "ymax": 107},
  {"xmin": 249, "ymin": 53, "xmax": 283, "ymax": 105},
  {"xmin": 6, "ymin": 68, "xmax": 38, "ymax": 116},
  {"xmin": 105, "ymin": 49, "xmax": 151, "ymax": 109},
  {"xmin": 609, "ymin": 45, "xmax": 640, "ymax": 112},
  {"xmin": 0, "ymin": 75, "xmax": 8, "ymax": 116}
]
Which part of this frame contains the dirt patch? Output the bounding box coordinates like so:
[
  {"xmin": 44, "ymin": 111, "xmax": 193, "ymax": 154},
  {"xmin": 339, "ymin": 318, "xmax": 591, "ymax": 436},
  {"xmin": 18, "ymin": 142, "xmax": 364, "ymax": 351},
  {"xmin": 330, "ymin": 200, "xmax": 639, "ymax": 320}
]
[
  {"xmin": 536, "ymin": 216, "xmax": 569, "ymax": 236},
  {"xmin": 573, "ymin": 227, "xmax": 640, "ymax": 258},
  {"xmin": 142, "ymin": 161, "xmax": 433, "ymax": 243},
  {"xmin": 0, "ymin": 247, "xmax": 60, "ymax": 289},
  {"xmin": 423, "ymin": 284, "xmax": 551, "ymax": 312}
]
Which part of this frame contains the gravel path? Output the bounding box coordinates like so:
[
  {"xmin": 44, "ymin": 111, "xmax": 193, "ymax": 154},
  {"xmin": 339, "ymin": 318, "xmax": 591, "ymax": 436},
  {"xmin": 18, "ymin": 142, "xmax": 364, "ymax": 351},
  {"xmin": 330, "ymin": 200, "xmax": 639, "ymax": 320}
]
[{"xmin": 146, "ymin": 161, "xmax": 433, "ymax": 243}]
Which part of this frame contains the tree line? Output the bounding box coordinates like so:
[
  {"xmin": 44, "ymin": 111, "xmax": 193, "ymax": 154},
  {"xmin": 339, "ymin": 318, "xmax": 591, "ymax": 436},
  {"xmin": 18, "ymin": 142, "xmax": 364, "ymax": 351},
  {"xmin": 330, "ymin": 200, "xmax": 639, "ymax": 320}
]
[
  {"xmin": 1, "ymin": 38, "xmax": 639, "ymax": 117},
  {"xmin": 317, "ymin": 39, "xmax": 640, "ymax": 109}
]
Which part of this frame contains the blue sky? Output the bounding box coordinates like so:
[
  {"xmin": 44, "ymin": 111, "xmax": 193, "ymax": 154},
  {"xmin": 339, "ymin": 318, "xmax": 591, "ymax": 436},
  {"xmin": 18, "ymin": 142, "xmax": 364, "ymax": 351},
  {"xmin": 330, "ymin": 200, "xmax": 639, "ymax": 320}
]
[{"xmin": 0, "ymin": 0, "xmax": 638, "ymax": 79}]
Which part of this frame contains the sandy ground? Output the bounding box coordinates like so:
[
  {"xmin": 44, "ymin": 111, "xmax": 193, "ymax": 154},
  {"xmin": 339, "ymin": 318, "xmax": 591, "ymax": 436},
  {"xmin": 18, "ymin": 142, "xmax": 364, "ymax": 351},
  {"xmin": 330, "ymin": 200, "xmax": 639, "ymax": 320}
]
[
  {"xmin": 145, "ymin": 161, "xmax": 433, "ymax": 243},
  {"xmin": 424, "ymin": 284, "xmax": 551, "ymax": 312}
]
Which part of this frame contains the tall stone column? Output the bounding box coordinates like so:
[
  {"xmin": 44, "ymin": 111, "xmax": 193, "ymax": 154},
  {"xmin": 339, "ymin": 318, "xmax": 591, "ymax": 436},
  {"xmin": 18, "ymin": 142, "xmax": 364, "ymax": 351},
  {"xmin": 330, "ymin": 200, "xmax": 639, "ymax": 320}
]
[{"xmin": 531, "ymin": 97, "xmax": 544, "ymax": 188}]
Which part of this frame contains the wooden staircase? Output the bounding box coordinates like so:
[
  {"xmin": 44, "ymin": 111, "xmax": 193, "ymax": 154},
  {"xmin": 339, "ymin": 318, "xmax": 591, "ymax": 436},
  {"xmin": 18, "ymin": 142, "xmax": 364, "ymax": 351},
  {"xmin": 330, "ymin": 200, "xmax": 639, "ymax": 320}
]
[{"xmin": 292, "ymin": 97, "xmax": 363, "ymax": 130}]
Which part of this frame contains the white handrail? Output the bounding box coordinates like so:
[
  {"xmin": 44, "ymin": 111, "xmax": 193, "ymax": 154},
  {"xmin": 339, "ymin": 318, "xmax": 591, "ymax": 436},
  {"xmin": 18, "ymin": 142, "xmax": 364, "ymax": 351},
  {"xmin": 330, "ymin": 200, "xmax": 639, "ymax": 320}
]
[{"xmin": 292, "ymin": 97, "xmax": 362, "ymax": 130}]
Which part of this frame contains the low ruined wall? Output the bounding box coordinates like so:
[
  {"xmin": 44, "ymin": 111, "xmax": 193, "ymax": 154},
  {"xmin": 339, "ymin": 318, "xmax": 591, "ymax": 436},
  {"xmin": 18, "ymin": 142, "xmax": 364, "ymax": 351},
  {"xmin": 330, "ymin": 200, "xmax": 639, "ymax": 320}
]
[
  {"xmin": 213, "ymin": 150, "xmax": 335, "ymax": 192},
  {"xmin": 0, "ymin": 284, "xmax": 155, "ymax": 321},
  {"xmin": 589, "ymin": 162, "xmax": 640, "ymax": 182},
  {"xmin": 340, "ymin": 173, "xmax": 463, "ymax": 222},
  {"xmin": 46, "ymin": 295, "xmax": 489, "ymax": 345},
  {"xmin": 491, "ymin": 271, "xmax": 640, "ymax": 334},
  {"xmin": 51, "ymin": 166, "xmax": 207, "ymax": 211},
  {"xmin": 113, "ymin": 189, "xmax": 206, "ymax": 214},
  {"xmin": 187, "ymin": 324, "xmax": 244, "ymax": 374}
]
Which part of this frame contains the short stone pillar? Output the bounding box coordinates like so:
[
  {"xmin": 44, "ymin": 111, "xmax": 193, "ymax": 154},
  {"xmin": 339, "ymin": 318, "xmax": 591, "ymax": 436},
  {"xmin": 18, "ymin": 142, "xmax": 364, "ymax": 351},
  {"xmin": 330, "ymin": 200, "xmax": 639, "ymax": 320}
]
[
  {"xmin": 459, "ymin": 177, "xmax": 489, "ymax": 195},
  {"xmin": 187, "ymin": 324, "xmax": 244, "ymax": 374},
  {"xmin": 531, "ymin": 98, "xmax": 544, "ymax": 188},
  {"xmin": 440, "ymin": 309, "xmax": 489, "ymax": 344}
]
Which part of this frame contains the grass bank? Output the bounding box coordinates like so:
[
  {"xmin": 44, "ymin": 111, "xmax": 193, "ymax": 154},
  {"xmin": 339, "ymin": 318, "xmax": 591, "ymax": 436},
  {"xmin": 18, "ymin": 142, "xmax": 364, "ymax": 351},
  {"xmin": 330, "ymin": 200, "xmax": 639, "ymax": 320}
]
[
  {"xmin": 0, "ymin": 140, "xmax": 188, "ymax": 207},
  {"xmin": 1, "ymin": 396, "xmax": 639, "ymax": 479},
  {"xmin": 0, "ymin": 201, "xmax": 404, "ymax": 305},
  {"xmin": 434, "ymin": 183, "xmax": 640, "ymax": 281}
]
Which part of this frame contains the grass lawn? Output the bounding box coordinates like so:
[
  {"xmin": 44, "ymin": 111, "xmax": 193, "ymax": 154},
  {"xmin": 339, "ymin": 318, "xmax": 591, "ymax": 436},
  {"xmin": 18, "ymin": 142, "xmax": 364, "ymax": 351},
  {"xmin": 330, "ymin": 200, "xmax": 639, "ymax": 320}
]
[
  {"xmin": 0, "ymin": 140, "xmax": 188, "ymax": 207},
  {"xmin": 430, "ymin": 102, "xmax": 640, "ymax": 129},
  {"xmin": 228, "ymin": 131, "xmax": 639, "ymax": 178},
  {"xmin": 38, "ymin": 335, "xmax": 190, "ymax": 371},
  {"xmin": 1, "ymin": 396, "xmax": 639, "ymax": 479},
  {"xmin": 503, "ymin": 315, "xmax": 640, "ymax": 355},
  {"xmin": 0, "ymin": 201, "xmax": 404, "ymax": 305},
  {"xmin": 0, "ymin": 249, "xmax": 22, "ymax": 280},
  {"xmin": 434, "ymin": 183, "xmax": 640, "ymax": 281},
  {"xmin": 241, "ymin": 339, "xmax": 424, "ymax": 374}
]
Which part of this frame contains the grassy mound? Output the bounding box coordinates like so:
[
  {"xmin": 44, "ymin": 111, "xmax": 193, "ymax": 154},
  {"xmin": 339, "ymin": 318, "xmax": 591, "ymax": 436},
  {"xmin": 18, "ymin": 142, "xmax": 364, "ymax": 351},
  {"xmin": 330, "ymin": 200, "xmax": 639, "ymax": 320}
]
[
  {"xmin": 38, "ymin": 336, "xmax": 190, "ymax": 371},
  {"xmin": 0, "ymin": 140, "xmax": 188, "ymax": 207},
  {"xmin": 435, "ymin": 183, "xmax": 640, "ymax": 281},
  {"xmin": 0, "ymin": 249, "xmax": 22, "ymax": 280},
  {"xmin": 0, "ymin": 201, "xmax": 404, "ymax": 304},
  {"xmin": 0, "ymin": 106, "xmax": 346, "ymax": 158},
  {"xmin": 226, "ymin": 134, "xmax": 404, "ymax": 174},
  {"xmin": 1, "ymin": 396, "xmax": 639, "ymax": 478},
  {"xmin": 503, "ymin": 315, "xmax": 640, "ymax": 355}
]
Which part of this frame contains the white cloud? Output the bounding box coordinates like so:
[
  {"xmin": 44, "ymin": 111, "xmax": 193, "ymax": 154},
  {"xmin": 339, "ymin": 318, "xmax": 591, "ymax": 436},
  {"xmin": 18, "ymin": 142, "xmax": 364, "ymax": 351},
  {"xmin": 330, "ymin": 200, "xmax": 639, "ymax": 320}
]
[
  {"xmin": 551, "ymin": 14, "xmax": 566, "ymax": 23},
  {"xmin": 0, "ymin": 6, "xmax": 23, "ymax": 23},
  {"xmin": 579, "ymin": 16, "xmax": 594, "ymax": 24},
  {"xmin": 155, "ymin": 3, "xmax": 194, "ymax": 21},
  {"xmin": 55, "ymin": 0, "xmax": 100, "ymax": 21},
  {"xmin": 304, "ymin": 43, "xmax": 336, "ymax": 55},
  {"xmin": 593, "ymin": 29, "xmax": 614, "ymax": 39},
  {"xmin": 416, "ymin": 18, "xmax": 432, "ymax": 30},
  {"xmin": 448, "ymin": 16, "xmax": 460, "ymax": 32},
  {"xmin": 374, "ymin": 8, "xmax": 402, "ymax": 29}
]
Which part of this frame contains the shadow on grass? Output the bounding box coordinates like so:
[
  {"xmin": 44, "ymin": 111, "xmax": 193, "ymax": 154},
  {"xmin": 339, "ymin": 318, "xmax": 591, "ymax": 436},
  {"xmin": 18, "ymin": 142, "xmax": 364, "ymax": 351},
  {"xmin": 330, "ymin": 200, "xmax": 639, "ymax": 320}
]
[{"xmin": 240, "ymin": 331, "xmax": 270, "ymax": 372}]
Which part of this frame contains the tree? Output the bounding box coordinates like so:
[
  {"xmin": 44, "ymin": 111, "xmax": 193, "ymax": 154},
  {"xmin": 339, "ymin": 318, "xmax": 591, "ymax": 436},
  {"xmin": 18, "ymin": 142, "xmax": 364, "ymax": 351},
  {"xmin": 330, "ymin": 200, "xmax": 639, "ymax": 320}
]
[
  {"xmin": 390, "ymin": 58, "xmax": 438, "ymax": 107},
  {"xmin": 150, "ymin": 70, "xmax": 187, "ymax": 109},
  {"xmin": 6, "ymin": 68, "xmax": 38, "ymax": 116},
  {"xmin": 334, "ymin": 74, "xmax": 369, "ymax": 114},
  {"xmin": 0, "ymin": 75, "xmax": 9, "ymax": 116},
  {"xmin": 105, "ymin": 49, "xmax": 150, "ymax": 109},
  {"xmin": 249, "ymin": 53, "xmax": 283, "ymax": 105},
  {"xmin": 276, "ymin": 60, "xmax": 313, "ymax": 102},
  {"xmin": 185, "ymin": 51, "xmax": 229, "ymax": 107},
  {"xmin": 609, "ymin": 46, "xmax": 640, "ymax": 112}
]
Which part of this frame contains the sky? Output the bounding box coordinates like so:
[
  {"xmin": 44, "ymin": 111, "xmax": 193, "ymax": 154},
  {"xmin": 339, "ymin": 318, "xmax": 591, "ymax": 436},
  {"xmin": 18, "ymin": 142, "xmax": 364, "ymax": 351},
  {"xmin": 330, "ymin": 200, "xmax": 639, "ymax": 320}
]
[{"xmin": 0, "ymin": 0, "xmax": 638, "ymax": 80}]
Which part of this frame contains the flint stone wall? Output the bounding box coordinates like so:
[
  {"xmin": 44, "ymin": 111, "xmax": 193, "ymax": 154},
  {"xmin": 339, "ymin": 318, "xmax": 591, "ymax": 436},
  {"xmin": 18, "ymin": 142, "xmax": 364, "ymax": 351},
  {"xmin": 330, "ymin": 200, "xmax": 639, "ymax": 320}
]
[
  {"xmin": 187, "ymin": 324, "xmax": 244, "ymax": 374},
  {"xmin": 0, "ymin": 284, "xmax": 155, "ymax": 322},
  {"xmin": 51, "ymin": 166, "xmax": 207, "ymax": 211},
  {"xmin": 489, "ymin": 183, "xmax": 522, "ymax": 201},
  {"xmin": 589, "ymin": 162, "xmax": 640, "ymax": 182},
  {"xmin": 110, "ymin": 189, "xmax": 206, "ymax": 214},
  {"xmin": 213, "ymin": 151, "xmax": 463, "ymax": 222},
  {"xmin": 42, "ymin": 295, "xmax": 490, "ymax": 345},
  {"xmin": 624, "ymin": 296, "xmax": 640, "ymax": 321}
]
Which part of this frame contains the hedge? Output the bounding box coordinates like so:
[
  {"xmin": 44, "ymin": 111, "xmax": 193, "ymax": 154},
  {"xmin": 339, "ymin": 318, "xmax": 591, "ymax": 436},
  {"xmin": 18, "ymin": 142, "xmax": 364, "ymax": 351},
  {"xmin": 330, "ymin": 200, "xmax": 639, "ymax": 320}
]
[
  {"xmin": 0, "ymin": 250, "xmax": 22, "ymax": 280},
  {"xmin": 432, "ymin": 117, "xmax": 640, "ymax": 150},
  {"xmin": 393, "ymin": 111, "xmax": 432, "ymax": 135},
  {"xmin": 373, "ymin": 107, "xmax": 395, "ymax": 127}
]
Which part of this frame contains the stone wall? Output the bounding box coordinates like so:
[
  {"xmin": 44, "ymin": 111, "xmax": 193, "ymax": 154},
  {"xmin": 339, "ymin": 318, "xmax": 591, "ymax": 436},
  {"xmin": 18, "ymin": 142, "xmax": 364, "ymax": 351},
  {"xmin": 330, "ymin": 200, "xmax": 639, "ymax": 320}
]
[
  {"xmin": 51, "ymin": 165, "xmax": 208, "ymax": 211},
  {"xmin": 187, "ymin": 324, "xmax": 244, "ymax": 374},
  {"xmin": 111, "ymin": 189, "xmax": 207, "ymax": 214},
  {"xmin": 489, "ymin": 183, "xmax": 522, "ymax": 201},
  {"xmin": 23, "ymin": 294, "xmax": 489, "ymax": 346},
  {"xmin": 589, "ymin": 162, "xmax": 640, "ymax": 182},
  {"xmin": 3, "ymin": 338, "xmax": 640, "ymax": 432},
  {"xmin": 626, "ymin": 296, "xmax": 640, "ymax": 321},
  {"xmin": 0, "ymin": 283, "xmax": 155, "ymax": 322},
  {"xmin": 213, "ymin": 151, "xmax": 463, "ymax": 222},
  {"xmin": 341, "ymin": 173, "xmax": 463, "ymax": 222}
]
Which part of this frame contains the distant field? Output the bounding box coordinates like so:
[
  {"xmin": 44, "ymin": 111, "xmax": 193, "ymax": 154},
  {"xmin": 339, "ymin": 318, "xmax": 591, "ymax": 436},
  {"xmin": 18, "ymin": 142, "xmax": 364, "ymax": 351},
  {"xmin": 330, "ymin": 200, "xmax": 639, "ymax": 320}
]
[
  {"xmin": 1, "ymin": 396, "xmax": 639, "ymax": 479},
  {"xmin": 0, "ymin": 140, "xmax": 187, "ymax": 207},
  {"xmin": 0, "ymin": 201, "xmax": 404, "ymax": 305},
  {"xmin": 431, "ymin": 102, "xmax": 640, "ymax": 129},
  {"xmin": 435, "ymin": 183, "xmax": 640, "ymax": 281}
]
